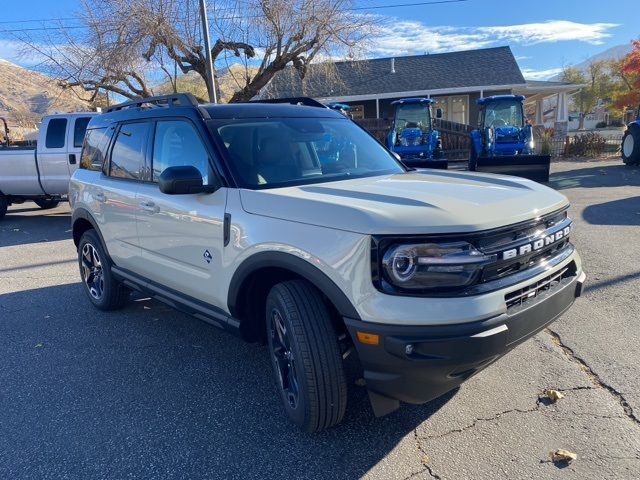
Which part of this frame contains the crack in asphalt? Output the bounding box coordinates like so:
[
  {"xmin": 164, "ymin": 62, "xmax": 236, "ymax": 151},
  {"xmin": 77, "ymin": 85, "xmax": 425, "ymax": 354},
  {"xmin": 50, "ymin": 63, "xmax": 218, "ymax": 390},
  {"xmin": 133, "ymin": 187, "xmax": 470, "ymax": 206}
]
[
  {"xmin": 546, "ymin": 328, "xmax": 640, "ymax": 427},
  {"xmin": 412, "ymin": 429, "xmax": 442, "ymax": 480}
]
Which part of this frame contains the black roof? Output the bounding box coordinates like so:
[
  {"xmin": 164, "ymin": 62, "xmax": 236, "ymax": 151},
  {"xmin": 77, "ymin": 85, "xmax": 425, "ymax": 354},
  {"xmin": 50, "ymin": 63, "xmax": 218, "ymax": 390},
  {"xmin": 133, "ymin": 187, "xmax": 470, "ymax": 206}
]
[
  {"xmin": 264, "ymin": 46, "xmax": 526, "ymax": 99},
  {"xmin": 88, "ymin": 100, "xmax": 341, "ymax": 129}
]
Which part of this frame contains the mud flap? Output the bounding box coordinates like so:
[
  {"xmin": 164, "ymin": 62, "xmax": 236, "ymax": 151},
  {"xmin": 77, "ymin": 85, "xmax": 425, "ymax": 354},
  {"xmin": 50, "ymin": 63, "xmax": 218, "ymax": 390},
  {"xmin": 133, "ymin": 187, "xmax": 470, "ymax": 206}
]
[{"xmin": 474, "ymin": 155, "xmax": 551, "ymax": 183}]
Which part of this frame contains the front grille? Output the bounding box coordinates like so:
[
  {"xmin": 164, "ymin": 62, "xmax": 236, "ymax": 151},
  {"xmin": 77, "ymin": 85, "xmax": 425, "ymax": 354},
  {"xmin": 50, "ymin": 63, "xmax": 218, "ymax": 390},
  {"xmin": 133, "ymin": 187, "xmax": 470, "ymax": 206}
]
[{"xmin": 505, "ymin": 262, "xmax": 576, "ymax": 310}]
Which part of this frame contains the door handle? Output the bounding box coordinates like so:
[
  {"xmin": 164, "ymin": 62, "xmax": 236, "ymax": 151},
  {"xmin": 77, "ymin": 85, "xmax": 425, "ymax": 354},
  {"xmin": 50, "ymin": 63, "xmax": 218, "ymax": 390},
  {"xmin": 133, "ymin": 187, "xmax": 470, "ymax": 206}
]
[
  {"xmin": 94, "ymin": 192, "xmax": 106, "ymax": 203},
  {"xmin": 69, "ymin": 153, "xmax": 77, "ymax": 165},
  {"xmin": 139, "ymin": 200, "xmax": 159, "ymax": 214}
]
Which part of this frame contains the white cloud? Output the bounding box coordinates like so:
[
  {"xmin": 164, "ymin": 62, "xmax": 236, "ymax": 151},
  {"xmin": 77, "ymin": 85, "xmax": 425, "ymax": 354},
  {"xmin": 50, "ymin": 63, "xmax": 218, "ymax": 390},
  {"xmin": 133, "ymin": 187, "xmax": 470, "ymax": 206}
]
[
  {"xmin": 478, "ymin": 20, "xmax": 619, "ymax": 46},
  {"xmin": 520, "ymin": 67, "xmax": 564, "ymax": 80},
  {"xmin": 0, "ymin": 39, "xmax": 49, "ymax": 66},
  {"xmin": 370, "ymin": 19, "xmax": 620, "ymax": 57}
]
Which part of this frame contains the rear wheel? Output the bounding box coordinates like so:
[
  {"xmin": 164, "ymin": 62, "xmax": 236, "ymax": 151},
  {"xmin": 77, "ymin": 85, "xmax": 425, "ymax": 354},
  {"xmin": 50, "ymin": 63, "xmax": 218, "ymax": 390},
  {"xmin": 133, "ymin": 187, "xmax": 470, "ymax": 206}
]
[
  {"xmin": 34, "ymin": 198, "xmax": 60, "ymax": 210},
  {"xmin": 0, "ymin": 194, "xmax": 7, "ymax": 220},
  {"xmin": 622, "ymin": 125, "xmax": 640, "ymax": 165},
  {"xmin": 266, "ymin": 280, "xmax": 347, "ymax": 432},
  {"xmin": 78, "ymin": 229, "xmax": 129, "ymax": 310}
]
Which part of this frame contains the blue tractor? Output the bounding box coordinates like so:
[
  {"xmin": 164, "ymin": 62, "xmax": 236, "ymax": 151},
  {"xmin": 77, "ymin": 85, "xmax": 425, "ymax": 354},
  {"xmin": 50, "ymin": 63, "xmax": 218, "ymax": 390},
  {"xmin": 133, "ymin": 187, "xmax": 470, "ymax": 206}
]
[
  {"xmin": 621, "ymin": 104, "xmax": 640, "ymax": 165},
  {"xmin": 387, "ymin": 98, "xmax": 447, "ymax": 169},
  {"xmin": 469, "ymin": 95, "xmax": 550, "ymax": 182}
]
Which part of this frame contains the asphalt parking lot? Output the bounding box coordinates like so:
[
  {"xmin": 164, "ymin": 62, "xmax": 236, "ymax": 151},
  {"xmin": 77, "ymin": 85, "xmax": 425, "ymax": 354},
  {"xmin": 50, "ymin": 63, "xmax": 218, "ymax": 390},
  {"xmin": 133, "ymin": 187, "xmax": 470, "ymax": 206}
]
[{"xmin": 1, "ymin": 160, "xmax": 639, "ymax": 479}]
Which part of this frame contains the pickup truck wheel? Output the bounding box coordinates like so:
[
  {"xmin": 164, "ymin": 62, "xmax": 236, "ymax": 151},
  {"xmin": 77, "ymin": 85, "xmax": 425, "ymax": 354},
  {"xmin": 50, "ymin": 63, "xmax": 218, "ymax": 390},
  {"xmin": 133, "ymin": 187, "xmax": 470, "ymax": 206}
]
[
  {"xmin": 266, "ymin": 280, "xmax": 347, "ymax": 432},
  {"xmin": 34, "ymin": 199, "xmax": 60, "ymax": 210},
  {"xmin": 622, "ymin": 125, "xmax": 640, "ymax": 165},
  {"xmin": 0, "ymin": 194, "xmax": 7, "ymax": 220},
  {"xmin": 78, "ymin": 230, "xmax": 129, "ymax": 310}
]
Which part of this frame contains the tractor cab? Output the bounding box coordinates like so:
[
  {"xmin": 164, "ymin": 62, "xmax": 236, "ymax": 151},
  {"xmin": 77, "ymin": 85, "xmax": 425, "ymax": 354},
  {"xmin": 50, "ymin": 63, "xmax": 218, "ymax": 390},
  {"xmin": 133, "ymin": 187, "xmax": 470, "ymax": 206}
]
[
  {"xmin": 469, "ymin": 95, "xmax": 550, "ymax": 182},
  {"xmin": 476, "ymin": 95, "xmax": 533, "ymax": 156},
  {"xmin": 387, "ymin": 98, "xmax": 446, "ymax": 169}
]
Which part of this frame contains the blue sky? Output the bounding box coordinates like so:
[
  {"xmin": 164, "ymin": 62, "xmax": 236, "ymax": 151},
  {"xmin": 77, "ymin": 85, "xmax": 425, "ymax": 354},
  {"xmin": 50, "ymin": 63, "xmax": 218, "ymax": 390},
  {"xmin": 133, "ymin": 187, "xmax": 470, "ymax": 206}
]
[{"xmin": 0, "ymin": 0, "xmax": 637, "ymax": 80}]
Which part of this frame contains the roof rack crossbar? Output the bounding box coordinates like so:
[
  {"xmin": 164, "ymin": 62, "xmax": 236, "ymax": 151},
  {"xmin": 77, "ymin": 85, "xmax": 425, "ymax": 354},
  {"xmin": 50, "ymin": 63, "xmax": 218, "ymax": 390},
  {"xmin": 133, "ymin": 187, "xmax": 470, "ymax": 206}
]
[
  {"xmin": 249, "ymin": 97, "xmax": 327, "ymax": 109},
  {"xmin": 106, "ymin": 93, "xmax": 199, "ymax": 112}
]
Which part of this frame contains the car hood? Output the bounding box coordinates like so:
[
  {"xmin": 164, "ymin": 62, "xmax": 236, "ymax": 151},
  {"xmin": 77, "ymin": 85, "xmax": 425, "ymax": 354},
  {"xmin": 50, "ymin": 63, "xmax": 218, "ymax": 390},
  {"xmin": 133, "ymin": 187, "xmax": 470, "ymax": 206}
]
[{"xmin": 239, "ymin": 170, "xmax": 568, "ymax": 235}]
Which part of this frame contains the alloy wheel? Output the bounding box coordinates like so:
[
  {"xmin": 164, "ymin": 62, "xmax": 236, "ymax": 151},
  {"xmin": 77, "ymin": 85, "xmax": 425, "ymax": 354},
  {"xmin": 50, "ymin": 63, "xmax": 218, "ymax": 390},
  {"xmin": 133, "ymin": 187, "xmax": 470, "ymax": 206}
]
[
  {"xmin": 269, "ymin": 309, "xmax": 299, "ymax": 409},
  {"xmin": 81, "ymin": 243, "xmax": 104, "ymax": 300}
]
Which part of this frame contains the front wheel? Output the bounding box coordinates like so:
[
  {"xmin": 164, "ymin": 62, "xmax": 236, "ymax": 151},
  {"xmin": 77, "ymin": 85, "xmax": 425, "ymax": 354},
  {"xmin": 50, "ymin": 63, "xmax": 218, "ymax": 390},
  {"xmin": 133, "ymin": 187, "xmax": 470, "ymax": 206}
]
[
  {"xmin": 469, "ymin": 148, "xmax": 478, "ymax": 171},
  {"xmin": 78, "ymin": 230, "xmax": 129, "ymax": 310},
  {"xmin": 622, "ymin": 125, "xmax": 640, "ymax": 165},
  {"xmin": 34, "ymin": 198, "xmax": 60, "ymax": 210},
  {"xmin": 266, "ymin": 280, "xmax": 347, "ymax": 432}
]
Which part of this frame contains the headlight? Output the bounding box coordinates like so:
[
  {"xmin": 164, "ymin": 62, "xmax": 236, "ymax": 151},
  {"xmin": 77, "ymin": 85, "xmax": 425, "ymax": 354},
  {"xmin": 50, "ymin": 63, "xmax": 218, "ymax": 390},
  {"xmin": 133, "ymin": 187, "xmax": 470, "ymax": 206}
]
[{"xmin": 381, "ymin": 242, "xmax": 496, "ymax": 290}]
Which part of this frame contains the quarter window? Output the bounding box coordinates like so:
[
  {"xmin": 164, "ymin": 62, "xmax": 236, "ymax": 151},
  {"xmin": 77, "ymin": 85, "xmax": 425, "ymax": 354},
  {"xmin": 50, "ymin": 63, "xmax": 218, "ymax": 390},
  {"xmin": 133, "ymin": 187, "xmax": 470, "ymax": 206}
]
[
  {"xmin": 80, "ymin": 128, "xmax": 113, "ymax": 171},
  {"xmin": 152, "ymin": 120, "xmax": 210, "ymax": 184},
  {"xmin": 74, "ymin": 117, "xmax": 92, "ymax": 148},
  {"xmin": 109, "ymin": 123, "xmax": 149, "ymax": 180},
  {"xmin": 45, "ymin": 118, "xmax": 67, "ymax": 149}
]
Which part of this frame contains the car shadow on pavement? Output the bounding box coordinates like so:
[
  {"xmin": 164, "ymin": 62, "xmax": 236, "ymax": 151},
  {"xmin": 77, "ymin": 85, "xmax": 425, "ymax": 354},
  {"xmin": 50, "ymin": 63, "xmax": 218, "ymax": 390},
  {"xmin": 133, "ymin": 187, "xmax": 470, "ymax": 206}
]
[
  {"xmin": 582, "ymin": 196, "xmax": 640, "ymax": 226},
  {"xmin": 0, "ymin": 282, "xmax": 454, "ymax": 479},
  {"xmin": 0, "ymin": 209, "xmax": 72, "ymax": 248},
  {"xmin": 550, "ymin": 163, "xmax": 640, "ymax": 190}
]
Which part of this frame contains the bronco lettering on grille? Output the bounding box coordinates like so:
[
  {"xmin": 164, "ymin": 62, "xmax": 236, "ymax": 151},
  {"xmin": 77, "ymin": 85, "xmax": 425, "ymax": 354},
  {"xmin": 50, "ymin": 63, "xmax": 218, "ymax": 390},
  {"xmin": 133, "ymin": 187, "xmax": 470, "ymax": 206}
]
[{"xmin": 502, "ymin": 225, "xmax": 571, "ymax": 260}]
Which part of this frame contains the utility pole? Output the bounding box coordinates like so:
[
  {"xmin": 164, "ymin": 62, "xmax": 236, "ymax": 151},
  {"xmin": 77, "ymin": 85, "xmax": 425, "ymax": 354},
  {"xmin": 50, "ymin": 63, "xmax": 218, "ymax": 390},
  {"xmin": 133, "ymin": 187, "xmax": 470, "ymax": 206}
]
[{"xmin": 199, "ymin": 0, "xmax": 217, "ymax": 104}]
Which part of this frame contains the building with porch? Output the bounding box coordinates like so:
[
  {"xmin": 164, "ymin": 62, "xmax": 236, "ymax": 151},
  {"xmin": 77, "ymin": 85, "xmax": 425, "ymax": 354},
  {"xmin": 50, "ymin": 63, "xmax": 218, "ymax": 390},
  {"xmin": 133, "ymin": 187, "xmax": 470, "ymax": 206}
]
[{"xmin": 263, "ymin": 46, "xmax": 579, "ymax": 128}]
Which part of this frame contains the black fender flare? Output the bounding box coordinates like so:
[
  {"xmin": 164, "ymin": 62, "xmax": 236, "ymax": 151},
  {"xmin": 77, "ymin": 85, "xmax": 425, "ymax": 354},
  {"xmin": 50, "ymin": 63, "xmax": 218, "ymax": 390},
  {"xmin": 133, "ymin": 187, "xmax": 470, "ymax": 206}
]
[
  {"xmin": 71, "ymin": 207, "xmax": 109, "ymax": 254},
  {"xmin": 227, "ymin": 251, "xmax": 361, "ymax": 320}
]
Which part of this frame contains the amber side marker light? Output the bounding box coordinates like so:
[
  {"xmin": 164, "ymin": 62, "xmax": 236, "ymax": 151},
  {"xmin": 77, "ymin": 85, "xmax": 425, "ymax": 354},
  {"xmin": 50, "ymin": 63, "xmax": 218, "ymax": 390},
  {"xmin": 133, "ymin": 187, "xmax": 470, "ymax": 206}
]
[{"xmin": 356, "ymin": 331, "xmax": 380, "ymax": 345}]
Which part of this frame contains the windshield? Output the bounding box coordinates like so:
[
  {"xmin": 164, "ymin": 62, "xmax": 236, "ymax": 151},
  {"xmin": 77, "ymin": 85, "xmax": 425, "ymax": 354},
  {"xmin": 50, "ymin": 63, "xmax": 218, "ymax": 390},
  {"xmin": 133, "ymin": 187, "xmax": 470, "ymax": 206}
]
[
  {"xmin": 483, "ymin": 100, "xmax": 524, "ymax": 128},
  {"xmin": 210, "ymin": 117, "xmax": 404, "ymax": 189},
  {"xmin": 394, "ymin": 103, "xmax": 432, "ymax": 134}
]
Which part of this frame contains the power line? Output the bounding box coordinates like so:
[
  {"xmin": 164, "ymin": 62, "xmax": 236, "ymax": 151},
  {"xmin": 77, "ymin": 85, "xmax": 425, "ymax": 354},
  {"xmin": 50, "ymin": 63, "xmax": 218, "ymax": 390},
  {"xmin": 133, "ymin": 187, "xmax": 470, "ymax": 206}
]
[{"xmin": 0, "ymin": 0, "xmax": 470, "ymax": 32}]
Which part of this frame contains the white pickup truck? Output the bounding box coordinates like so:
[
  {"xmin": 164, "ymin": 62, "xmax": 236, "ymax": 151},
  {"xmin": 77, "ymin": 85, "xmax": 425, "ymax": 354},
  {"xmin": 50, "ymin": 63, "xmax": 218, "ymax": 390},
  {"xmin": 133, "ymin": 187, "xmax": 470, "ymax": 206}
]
[{"xmin": 0, "ymin": 112, "xmax": 98, "ymax": 219}]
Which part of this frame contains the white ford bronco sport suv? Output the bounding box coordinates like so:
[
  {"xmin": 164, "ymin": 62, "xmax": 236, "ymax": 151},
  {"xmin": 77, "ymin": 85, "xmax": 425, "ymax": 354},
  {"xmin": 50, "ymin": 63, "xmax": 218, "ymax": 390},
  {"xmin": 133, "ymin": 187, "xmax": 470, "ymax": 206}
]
[{"xmin": 69, "ymin": 94, "xmax": 585, "ymax": 432}]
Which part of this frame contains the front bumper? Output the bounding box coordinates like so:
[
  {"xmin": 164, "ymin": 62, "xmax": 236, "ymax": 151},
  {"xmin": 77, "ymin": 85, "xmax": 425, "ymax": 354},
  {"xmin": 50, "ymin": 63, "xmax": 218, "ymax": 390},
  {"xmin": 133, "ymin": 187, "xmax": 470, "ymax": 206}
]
[{"xmin": 344, "ymin": 268, "xmax": 585, "ymax": 416}]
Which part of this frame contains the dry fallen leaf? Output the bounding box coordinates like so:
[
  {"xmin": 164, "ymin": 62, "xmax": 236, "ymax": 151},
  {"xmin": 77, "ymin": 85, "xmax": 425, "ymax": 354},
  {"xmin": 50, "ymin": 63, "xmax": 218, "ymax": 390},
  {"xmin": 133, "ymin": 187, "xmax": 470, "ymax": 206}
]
[
  {"xmin": 542, "ymin": 389, "xmax": 565, "ymax": 403},
  {"xmin": 354, "ymin": 378, "xmax": 366, "ymax": 387},
  {"xmin": 421, "ymin": 455, "xmax": 430, "ymax": 466},
  {"xmin": 550, "ymin": 449, "xmax": 577, "ymax": 463}
]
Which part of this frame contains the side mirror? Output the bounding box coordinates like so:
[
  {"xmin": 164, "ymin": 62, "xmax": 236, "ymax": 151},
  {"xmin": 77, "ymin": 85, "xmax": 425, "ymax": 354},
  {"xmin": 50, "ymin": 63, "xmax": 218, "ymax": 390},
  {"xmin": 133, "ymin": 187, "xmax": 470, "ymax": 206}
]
[
  {"xmin": 159, "ymin": 166, "xmax": 205, "ymax": 195},
  {"xmin": 435, "ymin": 108, "xmax": 443, "ymax": 119}
]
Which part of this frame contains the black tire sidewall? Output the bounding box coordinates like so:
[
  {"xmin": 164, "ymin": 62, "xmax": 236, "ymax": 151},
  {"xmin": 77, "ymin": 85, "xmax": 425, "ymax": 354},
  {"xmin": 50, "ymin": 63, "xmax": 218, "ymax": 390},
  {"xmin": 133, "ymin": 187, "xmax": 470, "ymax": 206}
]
[
  {"xmin": 34, "ymin": 199, "xmax": 60, "ymax": 210},
  {"xmin": 0, "ymin": 195, "xmax": 7, "ymax": 219},
  {"xmin": 78, "ymin": 230, "xmax": 121, "ymax": 310},
  {"xmin": 622, "ymin": 125, "xmax": 640, "ymax": 165},
  {"xmin": 265, "ymin": 291, "xmax": 309, "ymax": 427}
]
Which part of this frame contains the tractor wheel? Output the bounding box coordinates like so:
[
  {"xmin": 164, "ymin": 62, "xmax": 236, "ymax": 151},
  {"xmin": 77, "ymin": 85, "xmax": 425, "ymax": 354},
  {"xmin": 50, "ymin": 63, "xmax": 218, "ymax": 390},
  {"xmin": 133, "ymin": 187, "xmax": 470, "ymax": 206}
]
[
  {"xmin": 622, "ymin": 124, "xmax": 640, "ymax": 166},
  {"xmin": 469, "ymin": 148, "xmax": 478, "ymax": 171}
]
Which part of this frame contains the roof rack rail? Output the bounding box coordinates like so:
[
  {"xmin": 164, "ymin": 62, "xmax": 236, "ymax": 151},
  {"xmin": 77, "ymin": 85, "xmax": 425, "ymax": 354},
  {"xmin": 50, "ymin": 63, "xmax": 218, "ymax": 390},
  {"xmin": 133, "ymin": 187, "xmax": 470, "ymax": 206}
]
[
  {"xmin": 106, "ymin": 93, "xmax": 199, "ymax": 113},
  {"xmin": 249, "ymin": 97, "xmax": 327, "ymax": 109}
]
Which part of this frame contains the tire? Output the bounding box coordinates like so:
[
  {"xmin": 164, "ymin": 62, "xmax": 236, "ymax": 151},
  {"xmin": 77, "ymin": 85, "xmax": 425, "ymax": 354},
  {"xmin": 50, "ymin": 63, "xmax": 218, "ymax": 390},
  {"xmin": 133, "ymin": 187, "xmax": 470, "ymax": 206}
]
[
  {"xmin": 78, "ymin": 229, "xmax": 129, "ymax": 310},
  {"xmin": 469, "ymin": 148, "xmax": 478, "ymax": 171},
  {"xmin": 266, "ymin": 280, "xmax": 347, "ymax": 432},
  {"xmin": 34, "ymin": 198, "xmax": 60, "ymax": 210},
  {"xmin": 622, "ymin": 125, "xmax": 640, "ymax": 165},
  {"xmin": 0, "ymin": 194, "xmax": 7, "ymax": 220}
]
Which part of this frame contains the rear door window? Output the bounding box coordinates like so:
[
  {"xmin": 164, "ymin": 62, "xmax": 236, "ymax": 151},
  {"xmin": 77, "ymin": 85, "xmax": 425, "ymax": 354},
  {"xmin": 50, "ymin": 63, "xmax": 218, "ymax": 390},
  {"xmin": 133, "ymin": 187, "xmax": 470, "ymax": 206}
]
[
  {"xmin": 45, "ymin": 118, "xmax": 67, "ymax": 149},
  {"xmin": 109, "ymin": 122, "xmax": 150, "ymax": 181}
]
